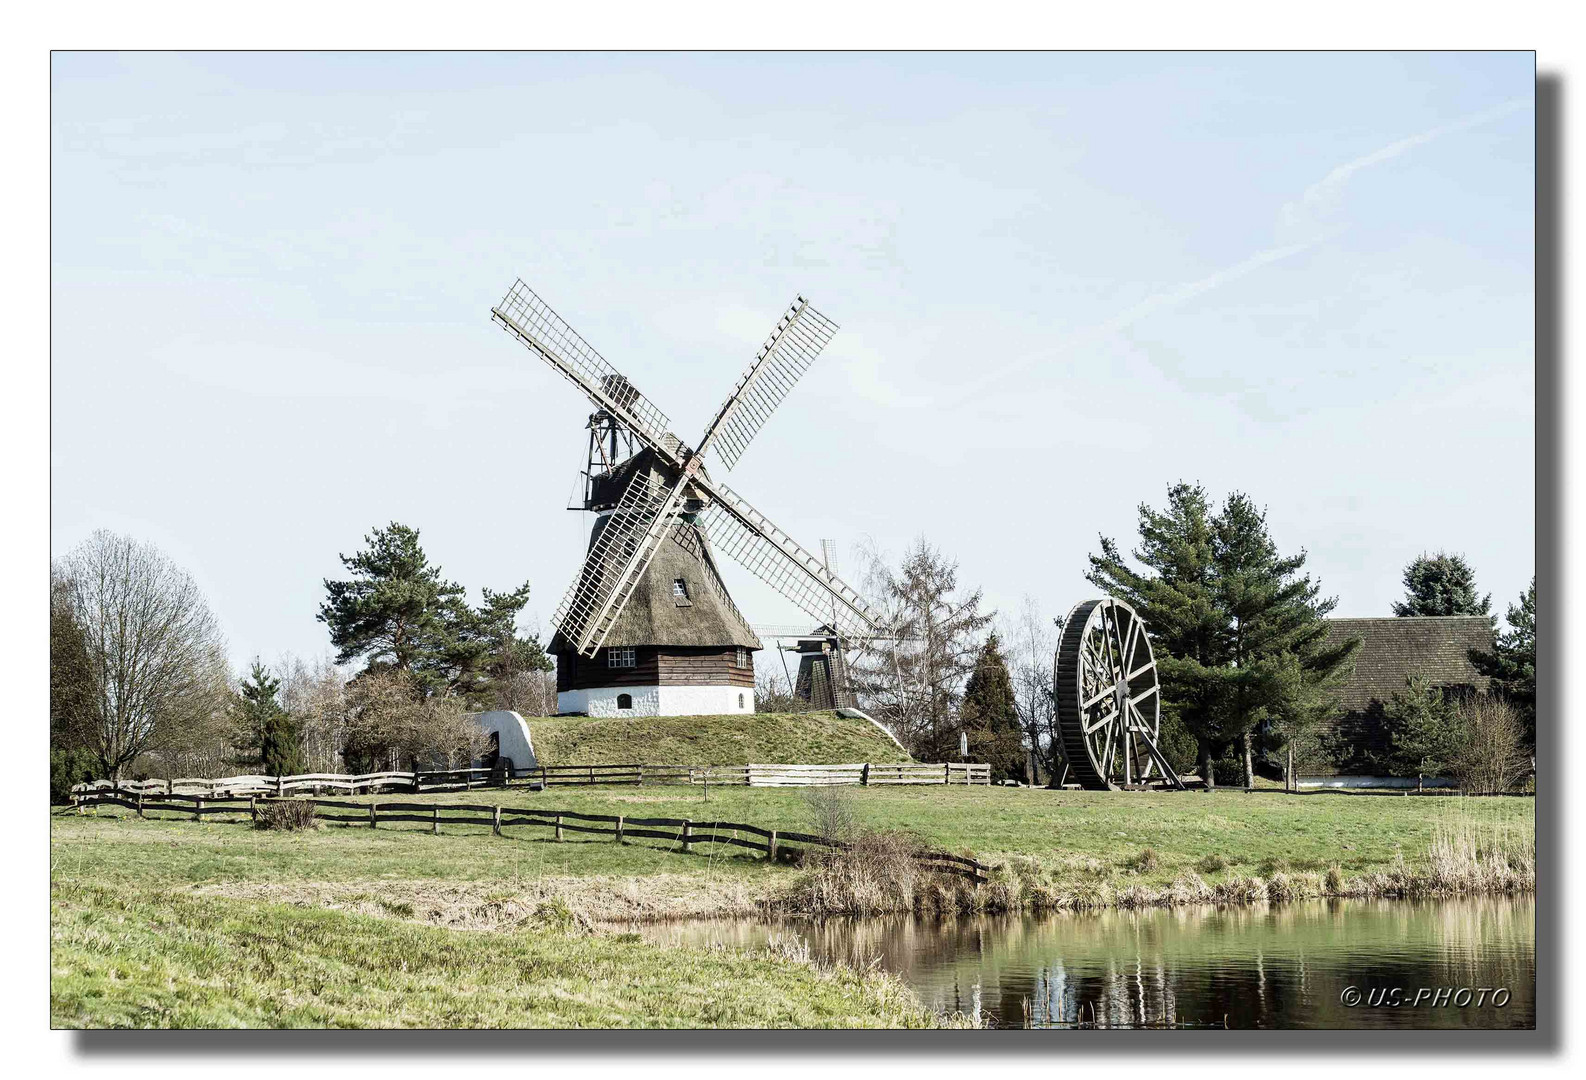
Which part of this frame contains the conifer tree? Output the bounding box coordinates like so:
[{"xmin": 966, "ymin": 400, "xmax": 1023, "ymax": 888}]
[
  {"xmin": 319, "ymin": 523, "xmax": 546, "ymax": 702},
  {"xmin": 1088, "ymin": 484, "xmax": 1357, "ymax": 788},
  {"xmin": 1471, "ymin": 577, "xmax": 1536, "ymax": 745},
  {"xmin": 960, "ymin": 633, "xmax": 1025, "ymax": 781},
  {"xmin": 1392, "ymin": 552, "xmax": 1492, "ymax": 618},
  {"xmin": 234, "ymin": 660, "xmax": 303, "ymax": 776}
]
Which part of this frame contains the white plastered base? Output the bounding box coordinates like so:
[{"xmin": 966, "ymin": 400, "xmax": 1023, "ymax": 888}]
[{"xmin": 558, "ymin": 684, "xmax": 754, "ymax": 717}]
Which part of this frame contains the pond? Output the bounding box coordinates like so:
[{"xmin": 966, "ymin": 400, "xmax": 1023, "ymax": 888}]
[{"xmin": 639, "ymin": 895, "xmax": 1535, "ymax": 1029}]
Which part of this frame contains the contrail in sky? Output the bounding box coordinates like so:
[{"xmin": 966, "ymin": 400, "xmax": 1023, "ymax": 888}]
[{"xmin": 956, "ymin": 97, "xmax": 1532, "ymax": 402}]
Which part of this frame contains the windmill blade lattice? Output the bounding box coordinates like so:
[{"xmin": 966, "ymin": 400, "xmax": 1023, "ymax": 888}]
[
  {"xmin": 550, "ymin": 468, "xmax": 682, "ymax": 657},
  {"xmin": 699, "ymin": 298, "xmax": 838, "ymax": 470},
  {"xmin": 694, "ymin": 479, "xmax": 881, "ymax": 641},
  {"xmin": 492, "ymin": 280, "xmax": 675, "ymax": 448}
]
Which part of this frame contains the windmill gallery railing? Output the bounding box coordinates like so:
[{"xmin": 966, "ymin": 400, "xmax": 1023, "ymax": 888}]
[
  {"xmin": 70, "ymin": 761, "xmax": 990, "ymax": 799},
  {"xmin": 68, "ymin": 791, "xmax": 990, "ymax": 884}
]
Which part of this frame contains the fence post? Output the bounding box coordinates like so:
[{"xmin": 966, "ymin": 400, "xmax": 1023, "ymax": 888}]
[
  {"xmin": 861, "ymin": 763, "xmax": 870, "ymax": 786},
  {"xmin": 166, "ymin": 778, "xmax": 173, "ymax": 796},
  {"xmin": 768, "ymin": 830, "xmax": 779, "ymax": 862},
  {"xmin": 637, "ymin": 766, "xmax": 644, "ymax": 787},
  {"xmin": 137, "ymin": 793, "xmax": 144, "ymax": 819},
  {"xmin": 370, "ymin": 802, "xmax": 378, "ymax": 829},
  {"xmin": 555, "ymin": 814, "xmax": 563, "ymax": 842},
  {"xmin": 249, "ymin": 797, "xmax": 257, "ymax": 824},
  {"xmin": 193, "ymin": 798, "xmax": 203, "ymax": 822},
  {"xmin": 541, "ymin": 765, "xmax": 548, "ymax": 789},
  {"xmin": 944, "ymin": 762, "xmax": 950, "ymax": 785},
  {"xmin": 492, "ymin": 806, "xmax": 502, "ymax": 836},
  {"xmin": 412, "ymin": 770, "xmax": 421, "ymax": 795},
  {"xmin": 432, "ymin": 806, "xmax": 440, "ymax": 835},
  {"xmin": 589, "ymin": 765, "xmax": 594, "ymax": 785},
  {"xmin": 615, "ymin": 815, "xmax": 624, "ymax": 844},
  {"xmin": 681, "ymin": 819, "xmax": 692, "ymax": 853},
  {"xmin": 276, "ymin": 776, "xmax": 284, "ymax": 798}
]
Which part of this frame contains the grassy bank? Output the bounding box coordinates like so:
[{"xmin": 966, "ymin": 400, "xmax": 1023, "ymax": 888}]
[
  {"xmin": 58, "ymin": 785, "xmax": 1533, "ymax": 913},
  {"xmin": 51, "ymin": 881, "xmax": 955, "ymax": 1028},
  {"xmin": 524, "ymin": 710, "xmax": 911, "ymax": 767}
]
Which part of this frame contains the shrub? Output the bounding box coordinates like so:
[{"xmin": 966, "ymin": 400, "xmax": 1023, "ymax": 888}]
[
  {"xmin": 1128, "ymin": 847, "xmax": 1161, "ymax": 874},
  {"xmin": 254, "ymin": 799, "xmax": 317, "ymax": 831},
  {"xmin": 1197, "ymin": 853, "xmax": 1229, "ymax": 874},
  {"xmin": 51, "ymin": 748, "xmax": 98, "ymax": 805},
  {"xmin": 803, "ymin": 785, "xmax": 859, "ymax": 844},
  {"xmin": 1448, "ymin": 696, "xmax": 1532, "ymax": 794}
]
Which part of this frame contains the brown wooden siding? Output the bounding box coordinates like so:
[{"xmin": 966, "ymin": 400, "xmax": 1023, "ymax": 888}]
[{"xmin": 556, "ymin": 646, "xmax": 754, "ymax": 691}]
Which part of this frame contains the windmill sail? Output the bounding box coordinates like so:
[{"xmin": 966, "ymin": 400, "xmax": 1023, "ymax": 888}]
[
  {"xmin": 492, "ymin": 280, "xmax": 675, "ymax": 450},
  {"xmin": 550, "ymin": 466, "xmax": 684, "ymax": 657},
  {"xmin": 697, "ymin": 298, "xmax": 838, "ymax": 470},
  {"xmin": 694, "ymin": 477, "xmax": 882, "ymax": 641}
]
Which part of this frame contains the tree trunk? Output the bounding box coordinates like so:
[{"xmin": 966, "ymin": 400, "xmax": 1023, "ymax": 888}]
[
  {"xmin": 1242, "ymin": 731, "xmax": 1255, "ymax": 789},
  {"xmin": 1199, "ymin": 742, "xmax": 1215, "ymax": 791}
]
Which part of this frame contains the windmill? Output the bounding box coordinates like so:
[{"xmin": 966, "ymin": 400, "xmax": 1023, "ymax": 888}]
[{"xmin": 491, "ymin": 281, "xmax": 886, "ymax": 717}]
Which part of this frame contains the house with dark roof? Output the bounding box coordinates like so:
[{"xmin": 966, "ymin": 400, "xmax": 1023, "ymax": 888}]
[{"xmin": 1320, "ymin": 616, "xmax": 1494, "ymax": 773}]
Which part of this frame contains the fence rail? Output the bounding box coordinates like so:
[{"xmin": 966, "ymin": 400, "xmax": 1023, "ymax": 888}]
[
  {"xmin": 70, "ymin": 791, "xmax": 990, "ymax": 884},
  {"xmin": 72, "ymin": 760, "xmax": 991, "ymax": 798}
]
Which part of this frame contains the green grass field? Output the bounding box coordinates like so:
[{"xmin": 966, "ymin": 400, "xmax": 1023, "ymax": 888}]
[
  {"xmin": 523, "ymin": 710, "xmax": 911, "ymax": 767},
  {"xmin": 51, "ymin": 881, "xmax": 949, "ymax": 1028},
  {"xmin": 52, "ymin": 785, "xmax": 1532, "ymax": 1028}
]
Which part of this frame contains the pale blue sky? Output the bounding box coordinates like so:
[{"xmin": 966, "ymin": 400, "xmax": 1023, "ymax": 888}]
[{"xmin": 50, "ymin": 52, "xmax": 1535, "ymax": 671}]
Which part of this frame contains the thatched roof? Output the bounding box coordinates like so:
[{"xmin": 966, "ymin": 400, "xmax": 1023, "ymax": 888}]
[
  {"xmin": 551, "ymin": 517, "xmax": 761, "ymax": 652},
  {"xmin": 1323, "ymin": 616, "xmax": 1494, "ymax": 712}
]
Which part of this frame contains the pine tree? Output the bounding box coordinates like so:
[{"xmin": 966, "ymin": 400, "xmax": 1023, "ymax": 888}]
[
  {"xmin": 1087, "ymin": 483, "xmax": 1229, "ymax": 786},
  {"xmin": 960, "ymin": 633, "xmax": 1025, "ymax": 781},
  {"xmin": 319, "ymin": 522, "xmax": 540, "ymax": 700},
  {"xmin": 319, "ymin": 523, "xmax": 464, "ymax": 693},
  {"xmin": 234, "ymin": 660, "xmax": 303, "ymax": 776},
  {"xmin": 1377, "ymin": 674, "xmax": 1460, "ymax": 777},
  {"xmin": 1392, "ymin": 552, "xmax": 1492, "ymax": 617},
  {"xmin": 473, "ymin": 583, "xmax": 554, "ymax": 709},
  {"xmin": 1471, "ymin": 577, "xmax": 1535, "ymax": 745},
  {"xmin": 1088, "ymin": 484, "xmax": 1357, "ymax": 789}
]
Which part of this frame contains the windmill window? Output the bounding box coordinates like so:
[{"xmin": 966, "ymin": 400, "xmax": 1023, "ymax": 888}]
[
  {"xmin": 735, "ymin": 646, "xmax": 749, "ymax": 668},
  {"xmin": 672, "ymin": 578, "xmax": 692, "ymax": 606},
  {"xmin": 617, "ymin": 693, "xmax": 633, "ymax": 710},
  {"xmin": 607, "ymin": 647, "xmax": 636, "ymax": 669},
  {"xmin": 738, "ymin": 693, "xmax": 745, "ymax": 709}
]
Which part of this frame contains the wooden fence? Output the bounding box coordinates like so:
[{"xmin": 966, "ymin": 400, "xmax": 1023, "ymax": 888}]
[
  {"xmin": 69, "ymin": 790, "xmax": 989, "ymax": 884},
  {"xmin": 71, "ymin": 760, "xmax": 990, "ymax": 798}
]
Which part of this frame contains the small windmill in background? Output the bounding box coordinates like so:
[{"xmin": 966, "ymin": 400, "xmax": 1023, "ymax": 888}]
[{"xmin": 752, "ymin": 539, "xmax": 909, "ymax": 710}]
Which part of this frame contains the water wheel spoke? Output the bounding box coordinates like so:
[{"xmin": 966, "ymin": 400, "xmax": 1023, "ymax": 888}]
[
  {"xmin": 1129, "ymin": 684, "xmax": 1159, "ymax": 707},
  {"xmin": 1081, "ymin": 686, "xmax": 1113, "ymax": 710},
  {"xmin": 1083, "ymin": 707, "xmax": 1119, "ymax": 735},
  {"xmin": 1127, "ymin": 658, "xmax": 1156, "ymax": 682}
]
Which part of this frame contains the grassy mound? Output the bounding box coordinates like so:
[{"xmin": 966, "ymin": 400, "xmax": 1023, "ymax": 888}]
[{"xmin": 526, "ymin": 710, "xmax": 911, "ymax": 766}]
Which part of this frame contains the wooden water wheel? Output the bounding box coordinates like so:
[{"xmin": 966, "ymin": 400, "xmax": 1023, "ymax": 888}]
[{"xmin": 1053, "ymin": 597, "xmax": 1185, "ymax": 791}]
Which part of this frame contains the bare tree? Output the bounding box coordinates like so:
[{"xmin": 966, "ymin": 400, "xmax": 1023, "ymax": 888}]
[
  {"xmin": 850, "ymin": 537, "xmax": 993, "ymax": 762},
  {"xmin": 54, "ymin": 531, "xmax": 232, "ymax": 780},
  {"xmin": 1004, "ymin": 596, "xmax": 1055, "ymax": 784},
  {"xmin": 277, "ymin": 653, "xmax": 350, "ymax": 773},
  {"xmin": 754, "ymin": 662, "xmax": 814, "ymax": 714},
  {"xmin": 1450, "ymin": 694, "xmax": 1532, "ymax": 794},
  {"xmin": 343, "ymin": 670, "xmax": 488, "ymax": 771}
]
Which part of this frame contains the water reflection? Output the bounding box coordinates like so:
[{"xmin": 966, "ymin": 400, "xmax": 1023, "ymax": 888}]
[{"xmin": 640, "ymin": 895, "xmax": 1534, "ymax": 1029}]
